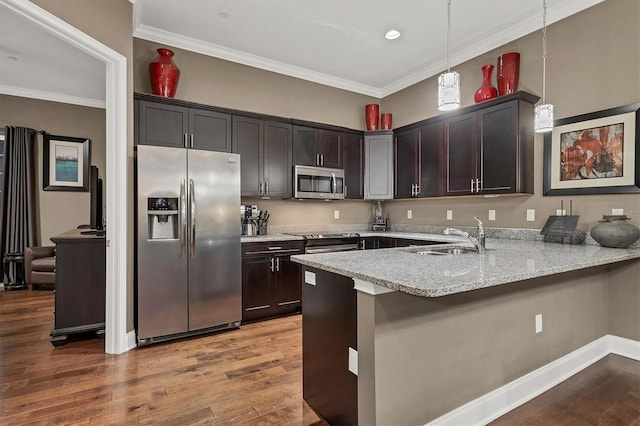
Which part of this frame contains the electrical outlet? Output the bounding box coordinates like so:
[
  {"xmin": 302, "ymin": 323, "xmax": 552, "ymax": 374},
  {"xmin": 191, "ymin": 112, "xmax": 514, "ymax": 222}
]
[
  {"xmin": 556, "ymin": 209, "xmax": 566, "ymax": 216},
  {"xmin": 612, "ymin": 208, "xmax": 624, "ymax": 215},
  {"xmin": 446, "ymin": 210, "xmax": 453, "ymax": 220},
  {"xmin": 407, "ymin": 210, "xmax": 412, "ymax": 219},
  {"xmin": 488, "ymin": 210, "xmax": 496, "ymax": 221},
  {"xmin": 526, "ymin": 209, "xmax": 536, "ymax": 221},
  {"xmin": 535, "ymin": 314, "xmax": 543, "ymax": 333},
  {"xmin": 334, "ymin": 210, "xmax": 340, "ymax": 219}
]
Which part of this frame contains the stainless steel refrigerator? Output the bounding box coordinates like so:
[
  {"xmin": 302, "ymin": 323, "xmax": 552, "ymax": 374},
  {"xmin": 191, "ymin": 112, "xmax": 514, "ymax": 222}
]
[{"xmin": 136, "ymin": 145, "xmax": 241, "ymax": 345}]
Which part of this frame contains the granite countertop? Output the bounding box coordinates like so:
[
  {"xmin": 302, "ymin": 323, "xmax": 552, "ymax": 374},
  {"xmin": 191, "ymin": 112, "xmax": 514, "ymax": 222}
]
[
  {"xmin": 291, "ymin": 239, "xmax": 640, "ymax": 298},
  {"xmin": 241, "ymin": 233, "xmax": 304, "ymax": 243}
]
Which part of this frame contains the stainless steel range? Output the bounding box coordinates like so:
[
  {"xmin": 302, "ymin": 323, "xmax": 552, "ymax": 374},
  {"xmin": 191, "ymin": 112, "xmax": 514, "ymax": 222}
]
[{"xmin": 286, "ymin": 232, "xmax": 360, "ymax": 254}]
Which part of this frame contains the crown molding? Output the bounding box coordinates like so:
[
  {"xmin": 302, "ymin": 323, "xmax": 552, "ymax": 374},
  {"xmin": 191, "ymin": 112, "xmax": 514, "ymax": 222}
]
[{"xmin": 0, "ymin": 84, "xmax": 105, "ymax": 108}]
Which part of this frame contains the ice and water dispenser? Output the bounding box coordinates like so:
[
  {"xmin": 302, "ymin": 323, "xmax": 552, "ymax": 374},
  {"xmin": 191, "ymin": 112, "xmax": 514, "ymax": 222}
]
[{"xmin": 147, "ymin": 197, "xmax": 179, "ymax": 240}]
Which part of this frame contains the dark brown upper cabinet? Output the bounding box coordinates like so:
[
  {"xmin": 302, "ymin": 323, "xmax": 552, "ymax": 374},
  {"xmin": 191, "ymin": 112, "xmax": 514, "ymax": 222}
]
[
  {"xmin": 137, "ymin": 99, "xmax": 231, "ymax": 152},
  {"xmin": 293, "ymin": 125, "xmax": 342, "ymax": 168},
  {"xmin": 232, "ymin": 115, "xmax": 292, "ymax": 198},
  {"xmin": 342, "ymin": 132, "xmax": 364, "ymax": 199},
  {"xmin": 444, "ymin": 94, "xmax": 537, "ymax": 195},
  {"xmin": 394, "ymin": 121, "xmax": 444, "ymax": 198}
]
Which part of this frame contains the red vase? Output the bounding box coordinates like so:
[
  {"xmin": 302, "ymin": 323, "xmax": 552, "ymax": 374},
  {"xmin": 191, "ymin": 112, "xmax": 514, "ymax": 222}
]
[
  {"xmin": 474, "ymin": 65, "xmax": 498, "ymax": 103},
  {"xmin": 149, "ymin": 48, "xmax": 180, "ymax": 98},
  {"xmin": 496, "ymin": 52, "xmax": 520, "ymax": 96},
  {"xmin": 365, "ymin": 104, "xmax": 379, "ymax": 130},
  {"xmin": 381, "ymin": 113, "xmax": 393, "ymax": 130}
]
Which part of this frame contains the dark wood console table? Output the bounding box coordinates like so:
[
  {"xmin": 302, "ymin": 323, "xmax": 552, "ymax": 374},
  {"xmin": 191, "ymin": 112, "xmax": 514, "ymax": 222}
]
[{"xmin": 49, "ymin": 229, "xmax": 106, "ymax": 346}]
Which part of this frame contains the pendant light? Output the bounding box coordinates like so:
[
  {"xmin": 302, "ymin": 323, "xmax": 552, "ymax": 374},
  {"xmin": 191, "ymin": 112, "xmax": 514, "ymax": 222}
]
[
  {"xmin": 534, "ymin": 0, "xmax": 553, "ymax": 132},
  {"xmin": 438, "ymin": 0, "xmax": 460, "ymax": 111}
]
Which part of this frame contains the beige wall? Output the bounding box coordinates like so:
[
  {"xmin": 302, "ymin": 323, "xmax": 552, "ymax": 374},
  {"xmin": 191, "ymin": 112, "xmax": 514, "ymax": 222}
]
[
  {"xmin": 0, "ymin": 94, "xmax": 106, "ymax": 245},
  {"xmin": 357, "ymin": 262, "xmax": 636, "ymax": 425},
  {"xmin": 133, "ymin": 38, "xmax": 378, "ymax": 130},
  {"xmin": 382, "ymin": 0, "xmax": 640, "ymax": 232}
]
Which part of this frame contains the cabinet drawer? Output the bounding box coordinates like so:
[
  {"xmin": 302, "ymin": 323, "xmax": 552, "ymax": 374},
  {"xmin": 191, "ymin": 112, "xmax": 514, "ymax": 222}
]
[{"xmin": 242, "ymin": 240, "xmax": 304, "ymax": 256}]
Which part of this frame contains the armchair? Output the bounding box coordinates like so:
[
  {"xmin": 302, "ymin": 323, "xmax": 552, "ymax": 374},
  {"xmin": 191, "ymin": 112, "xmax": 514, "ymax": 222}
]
[{"xmin": 24, "ymin": 246, "xmax": 56, "ymax": 290}]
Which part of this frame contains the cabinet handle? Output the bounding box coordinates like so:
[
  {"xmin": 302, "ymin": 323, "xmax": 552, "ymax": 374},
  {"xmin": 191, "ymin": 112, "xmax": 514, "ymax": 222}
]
[
  {"xmin": 321, "ymin": 154, "xmax": 324, "ymax": 166},
  {"xmin": 476, "ymin": 178, "xmax": 481, "ymax": 193},
  {"xmin": 183, "ymin": 133, "xmax": 188, "ymax": 148},
  {"xmin": 411, "ymin": 184, "xmax": 415, "ymax": 196},
  {"xmin": 190, "ymin": 134, "xmax": 194, "ymax": 149},
  {"xmin": 259, "ymin": 181, "xmax": 263, "ymax": 195},
  {"xmin": 275, "ymin": 257, "xmax": 280, "ymax": 272},
  {"xmin": 360, "ymin": 240, "xmax": 365, "ymax": 250},
  {"xmin": 471, "ymin": 179, "xmax": 475, "ymax": 193},
  {"xmin": 416, "ymin": 184, "xmax": 420, "ymax": 196},
  {"xmin": 264, "ymin": 181, "xmax": 268, "ymax": 195},
  {"xmin": 316, "ymin": 154, "xmax": 320, "ymax": 166},
  {"xmin": 270, "ymin": 257, "xmax": 275, "ymax": 272}
]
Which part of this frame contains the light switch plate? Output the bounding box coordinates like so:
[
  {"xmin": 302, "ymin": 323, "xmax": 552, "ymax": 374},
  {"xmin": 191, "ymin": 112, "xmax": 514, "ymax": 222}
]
[
  {"xmin": 304, "ymin": 271, "xmax": 316, "ymax": 286},
  {"xmin": 612, "ymin": 208, "xmax": 624, "ymax": 215},
  {"xmin": 526, "ymin": 209, "xmax": 535, "ymax": 221},
  {"xmin": 446, "ymin": 210, "xmax": 453, "ymax": 220},
  {"xmin": 535, "ymin": 314, "xmax": 543, "ymax": 333},
  {"xmin": 334, "ymin": 210, "xmax": 340, "ymax": 219},
  {"xmin": 556, "ymin": 209, "xmax": 566, "ymax": 216},
  {"xmin": 488, "ymin": 210, "xmax": 496, "ymax": 221},
  {"xmin": 348, "ymin": 347, "xmax": 358, "ymax": 375},
  {"xmin": 407, "ymin": 210, "xmax": 412, "ymax": 219}
]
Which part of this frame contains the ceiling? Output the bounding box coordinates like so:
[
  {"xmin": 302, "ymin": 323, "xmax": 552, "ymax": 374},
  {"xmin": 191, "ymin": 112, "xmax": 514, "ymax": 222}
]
[{"xmin": 0, "ymin": 0, "xmax": 603, "ymax": 108}]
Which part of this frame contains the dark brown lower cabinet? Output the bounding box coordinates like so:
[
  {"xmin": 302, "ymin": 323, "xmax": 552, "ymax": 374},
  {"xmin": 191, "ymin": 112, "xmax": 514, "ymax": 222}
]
[
  {"xmin": 49, "ymin": 229, "xmax": 106, "ymax": 346},
  {"xmin": 302, "ymin": 266, "xmax": 357, "ymax": 426},
  {"xmin": 241, "ymin": 241, "xmax": 303, "ymax": 322}
]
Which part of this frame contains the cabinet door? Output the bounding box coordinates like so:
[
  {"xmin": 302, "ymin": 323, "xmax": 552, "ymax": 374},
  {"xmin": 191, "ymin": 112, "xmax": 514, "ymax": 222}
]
[
  {"xmin": 317, "ymin": 129, "xmax": 342, "ymax": 168},
  {"xmin": 273, "ymin": 254, "xmax": 302, "ymax": 315},
  {"xmin": 232, "ymin": 116, "xmax": 263, "ymax": 196},
  {"xmin": 364, "ymin": 133, "xmax": 394, "ymax": 199},
  {"xmin": 264, "ymin": 121, "xmax": 292, "ymax": 197},
  {"xmin": 293, "ymin": 125, "xmax": 318, "ymax": 166},
  {"xmin": 394, "ymin": 129, "xmax": 418, "ymax": 199},
  {"xmin": 190, "ymin": 109, "xmax": 232, "ymax": 152},
  {"xmin": 479, "ymin": 101, "xmax": 518, "ymax": 193},
  {"xmin": 137, "ymin": 101, "xmax": 188, "ymax": 148},
  {"xmin": 444, "ymin": 112, "xmax": 478, "ymax": 195},
  {"xmin": 242, "ymin": 255, "xmax": 273, "ymax": 321},
  {"xmin": 343, "ymin": 132, "xmax": 364, "ymax": 199},
  {"xmin": 418, "ymin": 120, "xmax": 444, "ymax": 197}
]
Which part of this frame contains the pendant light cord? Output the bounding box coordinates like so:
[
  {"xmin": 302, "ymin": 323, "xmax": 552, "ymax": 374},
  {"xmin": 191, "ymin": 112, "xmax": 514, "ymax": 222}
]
[
  {"xmin": 447, "ymin": 0, "xmax": 452, "ymax": 73},
  {"xmin": 541, "ymin": 0, "xmax": 547, "ymax": 104}
]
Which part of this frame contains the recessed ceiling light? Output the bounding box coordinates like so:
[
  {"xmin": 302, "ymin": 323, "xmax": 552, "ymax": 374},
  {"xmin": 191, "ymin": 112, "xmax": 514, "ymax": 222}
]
[
  {"xmin": 218, "ymin": 12, "xmax": 229, "ymax": 19},
  {"xmin": 385, "ymin": 29, "xmax": 400, "ymax": 40}
]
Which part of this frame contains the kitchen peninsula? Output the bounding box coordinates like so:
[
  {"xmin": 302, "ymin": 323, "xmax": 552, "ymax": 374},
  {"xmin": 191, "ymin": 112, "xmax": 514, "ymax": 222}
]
[{"xmin": 292, "ymin": 238, "xmax": 640, "ymax": 425}]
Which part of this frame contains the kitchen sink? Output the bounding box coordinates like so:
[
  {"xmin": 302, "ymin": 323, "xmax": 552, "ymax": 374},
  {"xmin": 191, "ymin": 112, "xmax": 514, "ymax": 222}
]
[{"xmin": 405, "ymin": 245, "xmax": 478, "ymax": 255}]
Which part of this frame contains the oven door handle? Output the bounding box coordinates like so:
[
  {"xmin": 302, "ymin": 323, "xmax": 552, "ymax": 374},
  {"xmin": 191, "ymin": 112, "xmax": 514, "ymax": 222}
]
[{"xmin": 305, "ymin": 244, "xmax": 359, "ymax": 254}]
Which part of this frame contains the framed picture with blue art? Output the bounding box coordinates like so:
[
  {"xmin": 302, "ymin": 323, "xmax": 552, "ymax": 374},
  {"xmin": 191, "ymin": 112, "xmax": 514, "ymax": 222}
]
[{"xmin": 43, "ymin": 134, "xmax": 90, "ymax": 191}]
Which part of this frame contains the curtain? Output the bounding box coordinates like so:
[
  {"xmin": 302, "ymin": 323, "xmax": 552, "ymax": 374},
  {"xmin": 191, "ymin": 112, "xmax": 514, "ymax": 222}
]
[{"xmin": 1, "ymin": 126, "xmax": 37, "ymax": 286}]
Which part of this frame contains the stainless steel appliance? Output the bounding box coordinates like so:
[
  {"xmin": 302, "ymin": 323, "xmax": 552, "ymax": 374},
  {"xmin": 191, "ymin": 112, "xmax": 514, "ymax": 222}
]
[
  {"xmin": 136, "ymin": 145, "xmax": 241, "ymax": 346},
  {"xmin": 286, "ymin": 232, "xmax": 360, "ymax": 253},
  {"xmin": 294, "ymin": 165, "xmax": 345, "ymax": 200}
]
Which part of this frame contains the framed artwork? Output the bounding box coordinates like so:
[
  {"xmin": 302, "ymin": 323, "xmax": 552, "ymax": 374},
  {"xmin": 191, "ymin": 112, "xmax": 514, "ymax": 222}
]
[
  {"xmin": 543, "ymin": 103, "xmax": 640, "ymax": 195},
  {"xmin": 43, "ymin": 134, "xmax": 90, "ymax": 191}
]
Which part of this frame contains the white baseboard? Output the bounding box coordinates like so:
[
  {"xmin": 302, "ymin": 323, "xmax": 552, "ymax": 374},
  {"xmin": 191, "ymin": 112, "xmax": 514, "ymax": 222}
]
[
  {"xmin": 426, "ymin": 334, "xmax": 640, "ymax": 426},
  {"xmin": 126, "ymin": 330, "xmax": 137, "ymax": 351}
]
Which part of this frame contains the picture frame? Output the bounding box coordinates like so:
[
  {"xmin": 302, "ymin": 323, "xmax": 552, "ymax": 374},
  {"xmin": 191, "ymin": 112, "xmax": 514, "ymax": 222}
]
[
  {"xmin": 43, "ymin": 134, "xmax": 90, "ymax": 191},
  {"xmin": 543, "ymin": 103, "xmax": 640, "ymax": 195}
]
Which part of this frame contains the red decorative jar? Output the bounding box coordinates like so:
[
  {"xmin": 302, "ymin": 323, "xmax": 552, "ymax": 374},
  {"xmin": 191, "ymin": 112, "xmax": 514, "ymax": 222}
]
[
  {"xmin": 496, "ymin": 52, "xmax": 520, "ymax": 96},
  {"xmin": 474, "ymin": 65, "xmax": 498, "ymax": 103},
  {"xmin": 381, "ymin": 113, "xmax": 393, "ymax": 130},
  {"xmin": 365, "ymin": 104, "xmax": 379, "ymax": 131},
  {"xmin": 149, "ymin": 48, "xmax": 180, "ymax": 98}
]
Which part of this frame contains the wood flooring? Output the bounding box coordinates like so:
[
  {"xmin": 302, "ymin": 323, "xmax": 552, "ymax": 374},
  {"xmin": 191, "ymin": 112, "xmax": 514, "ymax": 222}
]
[{"xmin": 1, "ymin": 289, "xmax": 639, "ymax": 425}]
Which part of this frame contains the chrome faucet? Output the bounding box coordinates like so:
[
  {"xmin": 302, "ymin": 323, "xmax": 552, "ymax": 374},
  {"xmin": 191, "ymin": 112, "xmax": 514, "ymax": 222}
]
[{"xmin": 443, "ymin": 217, "xmax": 486, "ymax": 254}]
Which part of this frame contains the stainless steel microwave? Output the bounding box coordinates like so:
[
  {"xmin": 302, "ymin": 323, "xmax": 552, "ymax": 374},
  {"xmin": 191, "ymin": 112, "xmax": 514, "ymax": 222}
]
[{"xmin": 294, "ymin": 165, "xmax": 345, "ymax": 200}]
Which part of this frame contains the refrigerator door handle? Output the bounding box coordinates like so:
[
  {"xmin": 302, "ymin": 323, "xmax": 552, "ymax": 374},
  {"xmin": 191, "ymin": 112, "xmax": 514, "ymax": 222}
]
[
  {"xmin": 189, "ymin": 179, "xmax": 196, "ymax": 257},
  {"xmin": 180, "ymin": 179, "xmax": 187, "ymax": 258}
]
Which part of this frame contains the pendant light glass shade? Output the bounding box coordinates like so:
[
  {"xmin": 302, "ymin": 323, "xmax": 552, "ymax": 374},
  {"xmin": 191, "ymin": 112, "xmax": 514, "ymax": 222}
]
[
  {"xmin": 438, "ymin": 0, "xmax": 460, "ymax": 111},
  {"xmin": 438, "ymin": 71, "xmax": 460, "ymax": 111},
  {"xmin": 534, "ymin": 103, "xmax": 553, "ymax": 133}
]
